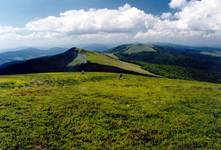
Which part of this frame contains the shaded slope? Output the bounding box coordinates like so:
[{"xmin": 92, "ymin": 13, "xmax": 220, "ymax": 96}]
[
  {"xmin": 0, "ymin": 47, "xmax": 66, "ymax": 65},
  {"xmin": 0, "ymin": 48, "xmax": 78, "ymax": 75},
  {"xmin": 107, "ymin": 44, "xmax": 221, "ymax": 83}
]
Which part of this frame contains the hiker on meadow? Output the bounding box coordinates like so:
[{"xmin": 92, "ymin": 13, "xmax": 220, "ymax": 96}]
[{"xmin": 119, "ymin": 73, "xmax": 123, "ymax": 79}]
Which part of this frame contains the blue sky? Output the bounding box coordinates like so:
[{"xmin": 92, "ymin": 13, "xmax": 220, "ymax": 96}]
[
  {"xmin": 0, "ymin": 0, "xmax": 220, "ymax": 49},
  {"xmin": 0, "ymin": 0, "xmax": 171, "ymax": 26}
]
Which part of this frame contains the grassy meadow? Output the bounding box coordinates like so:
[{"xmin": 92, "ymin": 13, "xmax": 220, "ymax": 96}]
[{"xmin": 0, "ymin": 72, "xmax": 220, "ymax": 149}]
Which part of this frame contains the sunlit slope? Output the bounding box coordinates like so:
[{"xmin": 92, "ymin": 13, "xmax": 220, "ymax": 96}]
[
  {"xmin": 0, "ymin": 72, "xmax": 220, "ymax": 149},
  {"xmin": 71, "ymin": 49, "xmax": 156, "ymax": 76},
  {"xmin": 108, "ymin": 44, "xmax": 156, "ymax": 54}
]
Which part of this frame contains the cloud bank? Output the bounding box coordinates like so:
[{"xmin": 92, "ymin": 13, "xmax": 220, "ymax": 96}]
[{"xmin": 0, "ymin": 0, "xmax": 221, "ymax": 49}]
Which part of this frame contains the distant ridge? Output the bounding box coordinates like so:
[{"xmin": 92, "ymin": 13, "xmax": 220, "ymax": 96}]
[
  {"xmin": 0, "ymin": 47, "xmax": 66, "ymax": 66},
  {"xmin": 0, "ymin": 47, "xmax": 155, "ymax": 77},
  {"xmin": 0, "ymin": 48, "xmax": 78, "ymax": 75}
]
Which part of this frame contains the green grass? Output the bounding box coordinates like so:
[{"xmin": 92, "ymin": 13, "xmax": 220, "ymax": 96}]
[
  {"xmin": 69, "ymin": 50, "xmax": 154, "ymax": 76},
  {"xmin": 139, "ymin": 62, "xmax": 193, "ymax": 80},
  {"xmin": 0, "ymin": 72, "xmax": 220, "ymax": 149},
  {"xmin": 134, "ymin": 61, "xmax": 221, "ymax": 83},
  {"xmin": 123, "ymin": 44, "xmax": 156, "ymax": 54},
  {"xmin": 81, "ymin": 50, "xmax": 154, "ymax": 75}
]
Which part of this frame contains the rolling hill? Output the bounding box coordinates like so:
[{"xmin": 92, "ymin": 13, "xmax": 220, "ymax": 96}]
[
  {"xmin": 108, "ymin": 44, "xmax": 156, "ymax": 54},
  {"xmin": 75, "ymin": 49, "xmax": 154, "ymax": 75},
  {"xmin": 107, "ymin": 44, "xmax": 221, "ymax": 83},
  {"xmin": 0, "ymin": 47, "xmax": 155, "ymax": 76}
]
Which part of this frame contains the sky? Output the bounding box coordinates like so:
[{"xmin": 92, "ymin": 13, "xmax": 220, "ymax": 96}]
[
  {"xmin": 0, "ymin": 0, "xmax": 221, "ymax": 50},
  {"xmin": 0, "ymin": 0, "xmax": 171, "ymax": 26}
]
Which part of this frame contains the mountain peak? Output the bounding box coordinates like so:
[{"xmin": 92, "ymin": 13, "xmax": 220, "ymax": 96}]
[{"xmin": 108, "ymin": 43, "xmax": 156, "ymax": 55}]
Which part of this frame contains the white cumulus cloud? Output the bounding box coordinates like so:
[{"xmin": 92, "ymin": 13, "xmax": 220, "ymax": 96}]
[
  {"xmin": 136, "ymin": 0, "xmax": 221, "ymax": 46},
  {"xmin": 0, "ymin": 1, "xmax": 221, "ymax": 49},
  {"xmin": 25, "ymin": 4, "xmax": 158, "ymax": 34}
]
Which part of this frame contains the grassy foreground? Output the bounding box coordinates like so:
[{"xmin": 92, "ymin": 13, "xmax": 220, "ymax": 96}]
[{"xmin": 0, "ymin": 72, "xmax": 220, "ymax": 149}]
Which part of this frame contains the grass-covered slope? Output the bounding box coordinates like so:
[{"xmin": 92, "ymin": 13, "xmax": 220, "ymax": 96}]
[
  {"xmin": 107, "ymin": 44, "xmax": 221, "ymax": 83},
  {"xmin": 0, "ymin": 72, "xmax": 220, "ymax": 149},
  {"xmin": 134, "ymin": 61, "xmax": 221, "ymax": 82},
  {"xmin": 108, "ymin": 44, "xmax": 156, "ymax": 54},
  {"xmin": 68, "ymin": 49, "xmax": 154, "ymax": 76}
]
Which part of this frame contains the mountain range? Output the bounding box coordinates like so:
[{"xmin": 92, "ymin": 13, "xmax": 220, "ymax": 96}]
[
  {"xmin": 0, "ymin": 47, "xmax": 155, "ymax": 77},
  {"xmin": 0, "ymin": 43, "xmax": 220, "ymax": 83}
]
